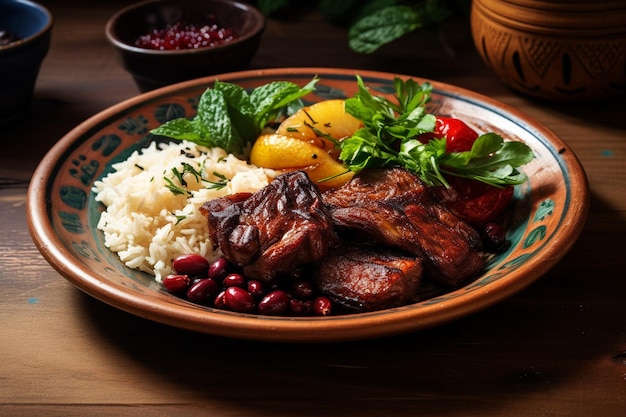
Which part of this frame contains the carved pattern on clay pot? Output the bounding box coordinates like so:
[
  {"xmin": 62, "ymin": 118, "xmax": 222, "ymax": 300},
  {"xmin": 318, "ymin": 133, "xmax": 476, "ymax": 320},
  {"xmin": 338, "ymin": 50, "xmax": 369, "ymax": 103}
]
[{"xmin": 471, "ymin": 0, "xmax": 626, "ymax": 101}]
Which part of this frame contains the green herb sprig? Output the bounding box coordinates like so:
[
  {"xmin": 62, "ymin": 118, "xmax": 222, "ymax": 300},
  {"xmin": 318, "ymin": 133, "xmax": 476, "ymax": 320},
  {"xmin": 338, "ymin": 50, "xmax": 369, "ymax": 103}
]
[
  {"xmin": 164, "ymin": 162, "xmax": 230, "ymax": 197},
  {"xmin": 340, "ymin": 76, "xmax": 534, "ymax": 187}
]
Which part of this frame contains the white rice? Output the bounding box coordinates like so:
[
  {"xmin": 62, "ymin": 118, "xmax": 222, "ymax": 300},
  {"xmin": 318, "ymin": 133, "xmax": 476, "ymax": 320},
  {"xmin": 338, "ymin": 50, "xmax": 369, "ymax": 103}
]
[{"xmin": 92, "ymin": 140, "xmax": 274, "ymax": 282}]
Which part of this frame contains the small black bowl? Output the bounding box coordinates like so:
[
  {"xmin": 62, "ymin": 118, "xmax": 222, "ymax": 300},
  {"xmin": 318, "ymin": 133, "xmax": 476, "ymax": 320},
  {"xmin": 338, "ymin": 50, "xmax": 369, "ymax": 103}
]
[
  {"xmin": 105, "ymin": 0, "xmax": 266, "ymax": 92},
  {"xmin": 0, "ymin": 0, "xmax": 52, "ymax": 125}
]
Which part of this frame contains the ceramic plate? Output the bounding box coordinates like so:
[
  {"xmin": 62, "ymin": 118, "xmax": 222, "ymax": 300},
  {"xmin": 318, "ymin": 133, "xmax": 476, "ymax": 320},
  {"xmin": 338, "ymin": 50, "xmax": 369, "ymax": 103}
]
[{"xmin": 27, "ymin": 68, "xmax": 589, "ymax": 342}]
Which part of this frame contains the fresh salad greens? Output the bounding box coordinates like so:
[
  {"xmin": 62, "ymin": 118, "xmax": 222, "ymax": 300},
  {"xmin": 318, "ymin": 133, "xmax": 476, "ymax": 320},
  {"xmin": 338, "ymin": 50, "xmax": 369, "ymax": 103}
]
[
  {"xmin": 339, "ymin": 76, "xmax": 534, "ymax": 187},
  {"xmin": 151, "ymin": 74, "xmax": 533, "ymax": 189},
  {"xmin": 150, "ymin": 77, "xmax": 319, "ymax": 156}
]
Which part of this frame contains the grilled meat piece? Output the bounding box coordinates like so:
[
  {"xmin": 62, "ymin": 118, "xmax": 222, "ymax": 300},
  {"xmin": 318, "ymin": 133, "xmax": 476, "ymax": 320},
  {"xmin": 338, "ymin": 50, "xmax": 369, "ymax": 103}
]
[
  {"xmin": 200, "ymin": 171, "xmax": 338, "ymax": 281},
  {"xmin": 323, "ymin": 168, "xmax": 484, "ymax": 287},
  {"xmin": 316, "ymin": 245, "xmax": 423, "ymax": 312}
]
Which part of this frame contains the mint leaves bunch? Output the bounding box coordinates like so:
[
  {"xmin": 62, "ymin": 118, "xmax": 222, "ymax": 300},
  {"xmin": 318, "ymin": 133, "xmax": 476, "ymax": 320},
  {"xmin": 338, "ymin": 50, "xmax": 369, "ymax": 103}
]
[
  {"xmin": 151, "ymin": 77, "xmax": 319, "ymax": 156},
  {"xmin": 339, "ymin": 76, "xmax": 534, "ymax": 187}
]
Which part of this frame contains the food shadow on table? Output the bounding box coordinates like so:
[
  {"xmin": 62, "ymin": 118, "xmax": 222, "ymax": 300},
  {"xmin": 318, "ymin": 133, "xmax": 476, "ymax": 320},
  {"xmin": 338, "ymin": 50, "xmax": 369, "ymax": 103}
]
[{"xmin": 73, "ymin": 189, "xmax": 626, "ymax": 415}]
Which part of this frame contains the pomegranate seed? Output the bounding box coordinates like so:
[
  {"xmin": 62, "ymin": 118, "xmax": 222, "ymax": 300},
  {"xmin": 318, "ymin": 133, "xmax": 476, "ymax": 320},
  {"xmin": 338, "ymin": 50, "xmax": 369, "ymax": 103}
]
[
  {"xmin": 258, "ymin": 290, "xmax": 290, "ymax": 316},
  {"xmin": 162, "ymin": 274, "xmax": 190, "ymax": 293},
  {"xmin": 172, "ymin": 253, "xmax": 210, "ymax": 276},
  {"xmin": 186, "ymin": 278, "xmax": 219, "ymax": 304},
  {"xmin": 313, "ymin": 296, "xmax": 333, "ymax": 316},
  {"xmin": 222, "ymin": 273, "xmax": 246, "ymax": 288},
  {"xmin": 223, "ymin": 287, "xmax": 255, "ymax": 313}
]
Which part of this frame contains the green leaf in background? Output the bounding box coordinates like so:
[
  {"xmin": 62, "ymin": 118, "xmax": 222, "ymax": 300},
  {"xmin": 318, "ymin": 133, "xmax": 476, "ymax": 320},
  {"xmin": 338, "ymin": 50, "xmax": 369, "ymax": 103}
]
[
  {"xmin": 257, "ymin": 0, "xmax": 470, "ymax": 54},
  {"xmin": 349, "ymin": 5, "xmax": 424, "ymax": 54}
]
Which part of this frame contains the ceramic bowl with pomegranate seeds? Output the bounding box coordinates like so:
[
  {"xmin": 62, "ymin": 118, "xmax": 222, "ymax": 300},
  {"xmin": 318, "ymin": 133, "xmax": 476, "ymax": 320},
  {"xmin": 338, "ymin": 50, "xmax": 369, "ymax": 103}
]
[{"xmin": 105, "ymin": 0, "xmax": 265, "ymax": 92}]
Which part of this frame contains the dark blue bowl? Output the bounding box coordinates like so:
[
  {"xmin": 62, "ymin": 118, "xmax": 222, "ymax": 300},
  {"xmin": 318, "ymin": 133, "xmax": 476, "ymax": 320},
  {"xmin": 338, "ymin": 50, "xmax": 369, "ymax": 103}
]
[{"xmin": 0, "ymin": 0, "xmax": 53, "ymax": 125}]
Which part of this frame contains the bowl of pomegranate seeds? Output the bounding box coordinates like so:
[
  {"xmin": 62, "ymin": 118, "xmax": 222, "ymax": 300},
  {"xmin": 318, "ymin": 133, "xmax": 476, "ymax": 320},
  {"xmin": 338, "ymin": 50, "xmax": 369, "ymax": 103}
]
[
  {"xmin": 0, "ymin": 0, "xmax": 53, "ymax": 125},
  {"xmin": 105, "ymin": 0, "xmax": 265, "ymax": 91}
]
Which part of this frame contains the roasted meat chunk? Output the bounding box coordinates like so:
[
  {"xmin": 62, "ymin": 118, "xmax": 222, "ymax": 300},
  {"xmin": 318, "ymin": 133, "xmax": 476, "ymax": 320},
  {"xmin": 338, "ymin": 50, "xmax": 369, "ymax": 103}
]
[
  {"xmin": 200, "ymin": 171, "xmax": 338, "ymax": 281},
  {"xmin": 323, "ymin": 168, "xmax": 484, "ymax": 287},
  {"xmin": 315, "ymin": 245, "xmax": 423, "ymax": 312}
]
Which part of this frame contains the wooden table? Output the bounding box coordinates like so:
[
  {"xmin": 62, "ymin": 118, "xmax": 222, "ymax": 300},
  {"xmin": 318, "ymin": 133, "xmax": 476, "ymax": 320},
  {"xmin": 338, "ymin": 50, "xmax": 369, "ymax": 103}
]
[{"xmin": 2, "ymin": 2, "xmax": 625, "ymax": 416}]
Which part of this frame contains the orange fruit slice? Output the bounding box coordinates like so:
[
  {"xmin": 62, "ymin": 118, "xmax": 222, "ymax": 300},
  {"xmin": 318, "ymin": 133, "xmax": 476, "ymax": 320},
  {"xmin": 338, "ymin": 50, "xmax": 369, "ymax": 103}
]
[
  {"xmin": 276, "ymin": 99, "xmax": 362, "ymax": 159},
  {"xmin": 250, "ymin": 133, "xmax": 354, "ymax": 190}
]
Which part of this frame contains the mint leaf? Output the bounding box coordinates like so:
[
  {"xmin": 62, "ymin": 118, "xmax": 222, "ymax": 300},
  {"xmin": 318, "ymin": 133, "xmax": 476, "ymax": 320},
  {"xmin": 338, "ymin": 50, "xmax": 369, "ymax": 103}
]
[
  {"xmin": 150, "ymin": 118, "xmax": 207, "ymax": 144},
  {"xmin": 251, "ymin": 77, "xmax": 319, "ymax": 130},
  {"xmin": 196, "ymin": 87, "xmax": 244, "ymax": 153},
  {"xmin": 214, "ymin": 80, "xmax": 257, "ymax": 151},
  {"xmin": 348, "ymin": 5, "xmax": 424, "ymax": 54},
  {"xmin": 348, "ymin": 1, "xmax": 458, "ymax": 54}
]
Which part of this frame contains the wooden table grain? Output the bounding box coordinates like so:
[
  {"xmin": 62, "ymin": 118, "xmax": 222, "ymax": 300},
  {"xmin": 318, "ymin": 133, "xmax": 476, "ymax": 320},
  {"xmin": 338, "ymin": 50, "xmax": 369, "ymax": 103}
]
[{"xmin": 1, "ymin": 2, "xmax": 625, "ymax": 416}]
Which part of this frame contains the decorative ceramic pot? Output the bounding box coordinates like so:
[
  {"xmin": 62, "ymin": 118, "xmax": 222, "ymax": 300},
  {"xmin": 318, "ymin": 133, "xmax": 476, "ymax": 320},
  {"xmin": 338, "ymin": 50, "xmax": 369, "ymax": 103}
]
[{"xmin": 471, "ymin": 0, "xmax": 626, "ymax": 101}]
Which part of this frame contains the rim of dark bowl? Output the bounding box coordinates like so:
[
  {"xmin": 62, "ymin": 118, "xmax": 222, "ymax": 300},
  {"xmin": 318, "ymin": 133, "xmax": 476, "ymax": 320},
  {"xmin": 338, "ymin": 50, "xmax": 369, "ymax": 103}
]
[{"xmin": 0, "ymin": 0, "xmax": 53, "ymax": 51}]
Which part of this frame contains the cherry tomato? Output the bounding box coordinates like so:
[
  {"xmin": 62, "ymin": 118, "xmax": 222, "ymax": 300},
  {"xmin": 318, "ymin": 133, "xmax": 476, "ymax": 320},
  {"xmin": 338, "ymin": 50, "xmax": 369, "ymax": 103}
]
[
  {"xmin": 419, "ymin": 116, "xmax": 512, "ymax": 226},
  {"xmin": 433, "ymin": 176, "xmax": 514, "ymax": 227},
  {"xmin": 419, "ymin": 116, "xmax": 479, "ymax": 153}
]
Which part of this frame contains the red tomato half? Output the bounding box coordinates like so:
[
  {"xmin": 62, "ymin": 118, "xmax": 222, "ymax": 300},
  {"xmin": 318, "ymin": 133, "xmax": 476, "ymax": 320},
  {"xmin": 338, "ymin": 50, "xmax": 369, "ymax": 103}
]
[
  {"xmin": 433, "ymin": 176, "xmax": 514, "ymax": 227},
  {"xmin": 418, "ymin": 116, "xmax": 479, "ymax": 153},
  {"xmin": 418, "ymin": 116, "xmax": 513, "ymax": 226}
]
